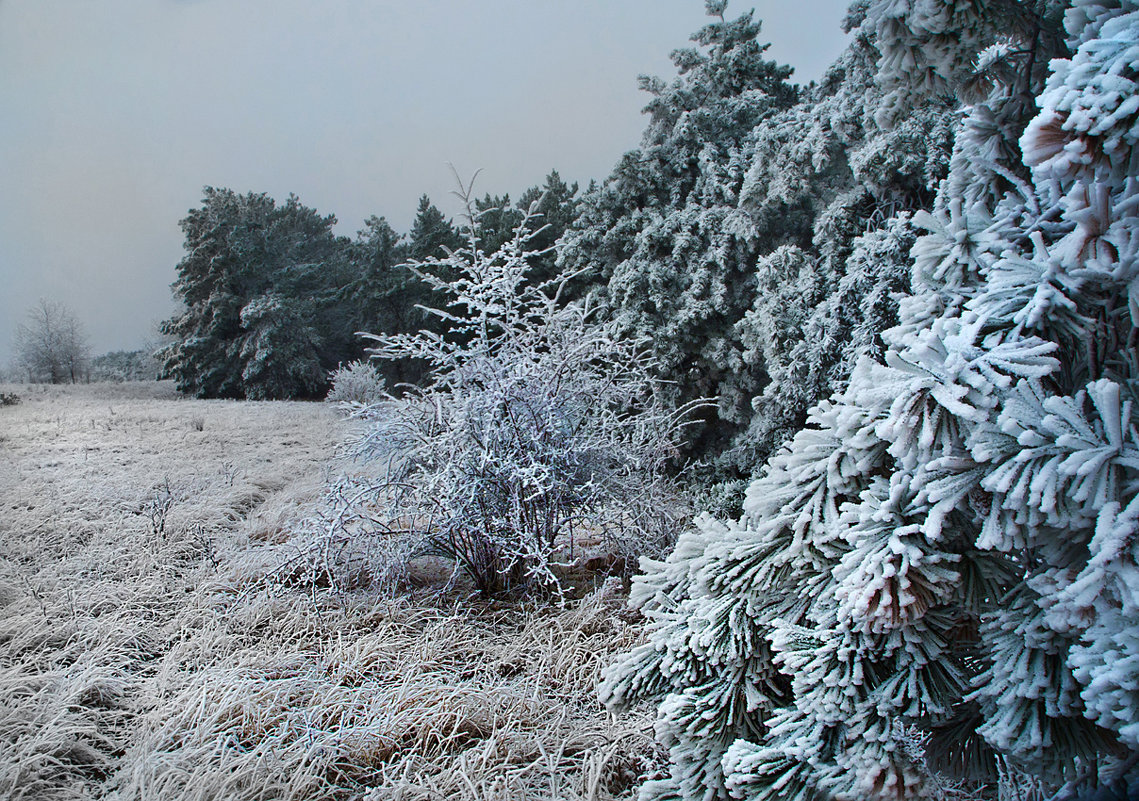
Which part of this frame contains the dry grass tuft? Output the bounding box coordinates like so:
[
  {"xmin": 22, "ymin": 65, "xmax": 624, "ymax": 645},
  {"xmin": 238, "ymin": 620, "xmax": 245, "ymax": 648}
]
[
  {"xmin": 114, "ymin": 589, "xmax": 656, "ymax": 801},
  {"xmin": 0, "ymin": 383, "xmax": 660, "ymax": 800}
]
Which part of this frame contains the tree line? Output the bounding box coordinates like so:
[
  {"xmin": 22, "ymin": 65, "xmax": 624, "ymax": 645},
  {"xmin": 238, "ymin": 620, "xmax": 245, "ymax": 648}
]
[
  {"xmin": 155, "ymin": 0, "xmax": 973, "ymax": 500},
  {"xmin": 157, "ymin": 173, "xmax": 579, "ymax": 400}
]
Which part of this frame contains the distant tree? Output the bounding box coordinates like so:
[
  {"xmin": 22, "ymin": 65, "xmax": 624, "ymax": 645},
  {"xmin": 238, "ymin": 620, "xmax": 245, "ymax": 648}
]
[
  {"xmin": 516, "ymin": 170, "xmax": 580, "ymax": 290},
  {"xmin": 14, "ymin": 299, "xmax": 90, "ymax": 384},
  {"xmin": 90, "ymin": 349, "xmax": 160, "ymax": 382},
  {"xmin": 349, "ymin": 176, "xmax": 581, "ymax": 389},
  {"xmin": 407, "ymin": 194, "xmax": 462, "ymax": 263},
  {"xmin": 159, "ymin": 182, "xmax": 580, "ymax": 399},
  {"xmin": 453, "ymin": 172, "xmax": 581, "ymax": 295},
  {"xmin": 342, "ymin": 215, "xmax": 407, "ymax": 342},
  {"xmin": 470, "ymin": 192, "xmax": 523, "ymax": 256},
  {"xmin": 379, "ymin": 194, "xmax": 467, "ymax": 368},
  {"xmin": 236, "ymin": 293, "xmax": 327, "ymax": 400},
  {"xmin": 159, "ymin": 188, "xmax": 352, "ymax": 399}
]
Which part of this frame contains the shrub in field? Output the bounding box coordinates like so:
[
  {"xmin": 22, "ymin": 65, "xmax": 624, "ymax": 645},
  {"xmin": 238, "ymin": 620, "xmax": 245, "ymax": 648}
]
[
  {"xmin": 325, "ymin": 360, "xmax": 387, "ymax": 407},
  {"xmin": 309, "ymin": 185, "xmax": 698, "ymax": 597}
]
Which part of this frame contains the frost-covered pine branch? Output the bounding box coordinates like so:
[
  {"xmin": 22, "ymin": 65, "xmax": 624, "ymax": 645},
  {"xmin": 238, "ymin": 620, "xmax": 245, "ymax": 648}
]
[{"xmin": 602, "ymin": 2, "xmax": 1139, "ymax": 799}]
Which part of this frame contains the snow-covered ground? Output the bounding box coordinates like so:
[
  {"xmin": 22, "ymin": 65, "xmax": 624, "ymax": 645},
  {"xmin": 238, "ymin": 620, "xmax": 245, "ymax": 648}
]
[{"xmin": 0, "ymin": 383, "xmax": 656, "ymax": 800}]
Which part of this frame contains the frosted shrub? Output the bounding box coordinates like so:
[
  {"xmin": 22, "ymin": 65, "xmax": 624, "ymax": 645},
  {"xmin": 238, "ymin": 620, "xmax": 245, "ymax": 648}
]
[
  {"xmin": 325, "ymin": 360, "xmax": 386, "ymax": 407},
  {"xmin": 313, "ymin": 187, "xmax": 697, "ymax": 597}
]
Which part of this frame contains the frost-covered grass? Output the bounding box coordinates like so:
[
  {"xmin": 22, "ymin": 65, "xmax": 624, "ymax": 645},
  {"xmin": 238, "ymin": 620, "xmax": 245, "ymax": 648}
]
[{"xmin": 0, "ymin": 382, "xmax": 658, "ymax": 800}]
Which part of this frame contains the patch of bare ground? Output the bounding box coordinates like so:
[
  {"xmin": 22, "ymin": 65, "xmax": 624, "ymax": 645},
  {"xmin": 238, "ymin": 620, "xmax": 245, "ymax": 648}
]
[{"xmin": 0, "ymin": 382, "xmax": 660, "ymax": 800}]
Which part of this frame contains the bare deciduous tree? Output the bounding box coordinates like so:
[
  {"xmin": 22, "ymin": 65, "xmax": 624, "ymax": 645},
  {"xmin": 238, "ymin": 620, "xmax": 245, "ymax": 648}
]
[{"xmin": 14, "ymin": 299, "xmax": 90, "ymax": 384}]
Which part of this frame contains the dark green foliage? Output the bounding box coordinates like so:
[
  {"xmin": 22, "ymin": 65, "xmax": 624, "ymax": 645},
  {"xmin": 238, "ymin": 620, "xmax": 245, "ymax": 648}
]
[
  {"xmin": 342, "ymin": 215, "xmax": 405, "ymax": 339},
  {"xmin": 515, "ymin": 171, "xmax": 581, "ymax": 293},
  {"xmin": 470, "ymin": 193, "xmax": 523, "ymax": 257},
  {"xmin": 407, "ymin": 194, "xmax": 462, "ymax": 264},
  {"xmin": 236, "ymin": 294, "xmax": 327, "ymax": 400},
  {"xmin": 337, "ymin": 215, "xmax": 422, "ymax": 384},
  {"xmin": 159, "ymin": 179, "xmax": 577, "ymax": 399},
  {"xmin": 159, "ymin": 188, "xmax": 352, "ymax": 399},
  {"xmin": 468, "ymin": 172, "xmax": 581, "ymax": 277}
]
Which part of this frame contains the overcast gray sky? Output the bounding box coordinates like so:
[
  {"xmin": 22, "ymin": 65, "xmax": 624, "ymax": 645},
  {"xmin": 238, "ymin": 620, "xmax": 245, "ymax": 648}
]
[{"xmin": 0, "ymin": 0, "xmax": 851, "ymax": 366}]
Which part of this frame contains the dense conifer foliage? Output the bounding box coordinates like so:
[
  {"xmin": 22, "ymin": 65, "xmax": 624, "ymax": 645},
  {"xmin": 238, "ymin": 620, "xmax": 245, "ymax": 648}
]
[
  {"xmin": 158, "ymin": 188, "xmax": 352, "ymax": 398},
  {"xmin": 560, "ymin": 1, "xmax": 1069, "ymax": 494},
  {"xmin": 558, "ymin": 2, "xmax": 799, "ymax": 473},
  {"xmin": 159, "ymin": 175, "xmax": 574, "ymax": 399},
  {"xmin": 601, "ymin": 2, "xmax": 1139, "ymax": 800}
]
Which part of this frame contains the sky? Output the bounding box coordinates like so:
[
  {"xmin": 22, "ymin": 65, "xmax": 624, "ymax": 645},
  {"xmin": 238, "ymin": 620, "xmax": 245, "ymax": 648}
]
[{"xmin": 0, "ymin": 0, "xmax": 852, "ymax": 366}]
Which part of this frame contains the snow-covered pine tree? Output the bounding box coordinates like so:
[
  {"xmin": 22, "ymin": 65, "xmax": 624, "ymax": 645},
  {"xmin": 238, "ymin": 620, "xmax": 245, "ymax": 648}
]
[
  {"xmin": 728, "ymin": 0, "xmax": 1066, "ymax": 483},
  {"xmin": 725, "ymin": 5, "xmax": 948, "ymax": 474},
  {"xmin": 560, "ymin": 0, "xmax": 963, "ymax": 492},
  {"xmin": 236, "ymin": 293, "xmax": 326, "ymax": 400},
  {"xmin": 557, "ymin": 1, "xmax": 799, "ymax": 465},
  {"xmin": 602, "ymin": 1, "xmax": 1138, "ymax": 799}
]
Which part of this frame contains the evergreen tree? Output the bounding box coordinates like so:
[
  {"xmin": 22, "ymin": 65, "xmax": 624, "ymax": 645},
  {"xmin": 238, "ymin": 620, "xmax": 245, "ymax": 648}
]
[
  {"xmin": 562, "ymin": 1, "xmax": 1066, "ymax": 497},
  {"xmin": 89, "ymin": 349, "xmax": 159, "ymax": 382},
  {"xmin": 558, "ymin": 0, "xmax": 799, "ymax": 463},
  {"xmin": 470, "ymin": 192, "xmax": 524, "ymax": 256},
  {"xmin": 455, "ymin": 172, "xmax": 579, "ymax": 290},
  {"xmin": 516, "ymin": 170, "xmax": 581, "ymax": 291},
  {"xmin": 159, "ymin": 188, "xmax": 350, "ymax": 398},
  {"xmin": 346, "ymin": 215, "xmax": 405, "ymax": 333},
  {"xmin": 723, "ymin": 1, "xmax": 965, "ymax": 483},
  {"xmin": 600, "ymin": 1, "xmax": 1139, "ymax": 799},
  {"xmin": 407, "ymin": 194, "xmax": 462, "ymax": 263},
  {"xmin": 236, "ymin": 293, "xmax": 326, "ymax": 400},
  {"xmin": 337, "ymin": 215, "xmax": 418, "ymax": 380},
  {"xmin": 558, "ymin": 0, "xmax": 963, "ymax": 493}
]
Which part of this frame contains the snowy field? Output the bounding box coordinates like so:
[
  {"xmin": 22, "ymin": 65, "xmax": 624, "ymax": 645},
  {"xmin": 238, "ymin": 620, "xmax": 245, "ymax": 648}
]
[{"xmin": 0, "ymin": 382, "xmax": 657, "ymax": 800}]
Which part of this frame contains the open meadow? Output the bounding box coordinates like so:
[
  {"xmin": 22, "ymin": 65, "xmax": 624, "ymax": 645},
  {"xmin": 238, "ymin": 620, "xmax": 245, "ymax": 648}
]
[{"xmin": 0, "ymin": 383, "xmax": 658, "ymax": 801}]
